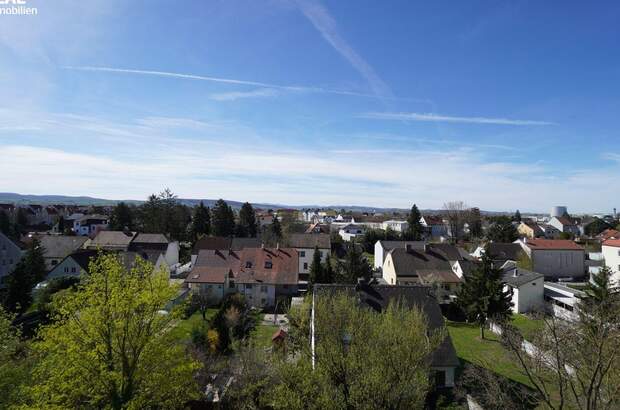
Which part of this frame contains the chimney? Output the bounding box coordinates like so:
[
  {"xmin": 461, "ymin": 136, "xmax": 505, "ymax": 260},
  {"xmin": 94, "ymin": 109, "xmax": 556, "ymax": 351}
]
[
  {"xmin": 261, "ymin": 243, "xmax": 265, "ymax": 249},
  {"xmin": 276, "ymin": 242, "xmax": 280, "ymax": 250},
  {"xmin": 513, "ymin": 269, "xmax": 518, "ymax": 277}
]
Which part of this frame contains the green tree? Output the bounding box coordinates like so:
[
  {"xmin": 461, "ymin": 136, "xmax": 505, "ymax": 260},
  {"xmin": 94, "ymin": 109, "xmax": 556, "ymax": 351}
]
[
  {"xmin": 189, "ymin": 201, "xmax": 211, "ymax": 242},
  {"xmin": 308, "ymin": 246, "xmax": 324, "ymax": 286},
  {"xmin": 4, "ymin": 238, "xmax": 46, "ymax": 313},
  {"xmin": 360, "ymin": 228, "xmax": 384, "ymax": 253},
  {"xmin": 468, "ymin": 207, "xmax": 483, "ymax": 239},
  {"xmin": 323, "ymin": 257, "xmax": 335, "ymax": 284},
  {"xmin": 514, "ymin": 209, "xmax": 522, "ymax": 222},
  {"xmin": 405, "ymin": 203, "xmax": 424, "ymax": 241},
  {"xmin": 0, "ymin": 306, "xmax": 32, "ymax": 409},
  {"xmin": 0, "ymin": 210, "xmax": 11, "ymax": 236},
  {"xmin": 211, "ymin": 199, "xmax": 236, "ymax": 237},
  {"xmin": 16, "ymin": 207, "xmax": 29, "ymax": 229},
  {"xmin": 25, "ymin": 253, "xmax": 201, "ymax": 409},
  {"xmin": 584, "ymin": 218, "xmax": 611, "ymax": 236},
  {"xmin": 267, "ymin": 294, "xmax": 443, "ymax": 410},
  {"xmin": 270, "ymin": 216, "xmax": 282, "ymax": 240},
  {"xmin": 109, "ymin": 201, "xmax": 134, "ymax": 231},
  {"xmin": 456, "ymin": 252, "xmax": 513, "ymax": 339},
  {"xmin": 486, "ymin": 216, "xmax": 518, "ymax": 243},
  {"xmin": 337, "ymin": 241, "xmax": 372, "ymax": 284},
  {"xmin": 236, "ymin": 202, "xmax": 258, "ymax": 238}
]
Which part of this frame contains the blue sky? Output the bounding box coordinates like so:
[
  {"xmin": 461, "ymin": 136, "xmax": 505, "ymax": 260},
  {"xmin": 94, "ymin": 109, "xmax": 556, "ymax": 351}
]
[{"xmin": 0, "ymin": 0, "xmax": 619, "ymax": 212}]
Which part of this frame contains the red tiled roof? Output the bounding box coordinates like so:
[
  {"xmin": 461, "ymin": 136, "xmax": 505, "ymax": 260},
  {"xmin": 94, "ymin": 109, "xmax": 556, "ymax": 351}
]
[
  {"xmin": 554, "ymin": 216, "xmax": 575, "ymax": 226},
  {"xmin": 524, "ymin": 239, "xmax": 583, "ymax": 250},
  {"xmin": 599, "ymin": 229, "xmax": 620, "ymax": 240},
  {"xmin": 603, "ymin": 239, "xmax": 620, "ymax": 248}
]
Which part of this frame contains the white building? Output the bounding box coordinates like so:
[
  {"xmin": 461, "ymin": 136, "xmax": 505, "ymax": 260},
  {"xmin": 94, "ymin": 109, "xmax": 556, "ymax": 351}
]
[
  {"xmin": 515, "ymin": 239, "xmax": 585, "ymax": 280},
  {"xmin": 544, "ymin": 282, "xmax": 584, "ymax": 321},
  {"xmin": 338, "ymin": 224, "xmax": 366, "ymax": 242},
  {"xmin": 374, "ymin": 240, "xmax": 425, "ymax": 271},
  {"xmin": 287, "ymin": 233, "xmax": 330, "ymax": 292},
  {"xmin": 548, "ymin": 216, "xmax": 580, "ymax": 237},
  {"xmin": 500, "ymin": 263, "xmax": 544, "ymax": 313},
  {"xmin": 381, "ymin": 220, "xmax": 409, "ymax": 233},
  {"xmin": 601, "ymin": 239, "xmax": 620, "ymax": 287}
]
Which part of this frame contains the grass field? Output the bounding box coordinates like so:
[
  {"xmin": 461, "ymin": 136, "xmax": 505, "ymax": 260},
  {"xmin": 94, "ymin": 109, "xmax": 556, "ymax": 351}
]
[
  {"xmin": 446, "ymin": 321, "xmax": 534, "ymax": 388},
  {"xmin": 250, "ymin": 322, "xmax": 280, "ymax": 348},
  {"xmin": 168, "ymin": 310, "xmax": 216, "ymax": 342},
  {"xmin": 511, "ymin": 314, "xmax": 544, "ymax": 341}
]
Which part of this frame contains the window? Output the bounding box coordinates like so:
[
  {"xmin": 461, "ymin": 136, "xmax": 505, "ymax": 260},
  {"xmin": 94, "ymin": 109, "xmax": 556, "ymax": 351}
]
[
  {"xmin": 261, "ymin": 298, "xmax": 266, "ymax": 305},
  {"xmin": 261, "ymin": 285, "xmax": 267, "ymax": 293},
  {"xmin": 229, "ymin": 281, "xmax": 235, "ymax": 289},
  {"xmin": 64, "ymin": 267, "xmax": 69, "ymax": 273},
  {"xmin": 319, "ymin": 251, "xmax": 323, "ymax": 257},
  {"xmin": 303, "ymin": 262, "xmax": 308, "ymax": 270},
  {"xmin": 246, "ymin": 284, "xmax": 253, "ymax": 289},
  {"xmin": 245, "ymin": 261, "xmax": 252, "ymax": 268},
  {"xmin": 71, "ymin": 267, "xmax": 77, "ymax": 273},
  {"xmin": 300, "ymin": 251, "xmax": 306, "ymax": 257},
  {"xmin": 265, "ymin": 261, "xmax": 273, "ymax": 269}
]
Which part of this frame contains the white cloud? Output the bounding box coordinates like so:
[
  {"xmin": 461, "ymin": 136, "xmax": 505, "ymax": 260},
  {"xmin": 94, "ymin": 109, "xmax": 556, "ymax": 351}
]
[
  {"xmin": 209, "ymin": 88, "xmax": 279, "ymax": 101},
  {"xmin": 361, "ymin": 112, "xmax": 555, "ymax": 126},
  {"xmin": 294, "ymin": 0, "xmax": 391, "ymax": 98},
  {"xmin": 602, "ymin": 152, "xmax": 620, "ymax": 163}
]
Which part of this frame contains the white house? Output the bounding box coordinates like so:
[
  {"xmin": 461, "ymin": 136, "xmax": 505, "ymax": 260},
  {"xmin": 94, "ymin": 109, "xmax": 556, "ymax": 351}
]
[
  {"xmin": 381, "ymin": 220, "xmax": 409, "ymax": 233},
  {"xmin": 374, "ymin": 240, "xmax": 425, "ymax": 271},
  {"xmin": 0, "ymin": 232, "xmax": 22, "ymax": 288},
  {"xmin": 37, "ymin": 235, "xmax": 88, "ymax": 272},
  {"xmin": 548, "ymin": 216, "xmax": 580, "ymax": 237},
  {"xmin": 286, "ymin": 233, "xmax": 330, "ymax": 292},
  {"xmin": 500, "ymin": 263, "xmax": 544, "ymax": 313},
  {"xmin": 74, "ymin": 214, "xmax": 109, "ymax": 237},
  {"xmin": 544, "ymin": 282, "xmax": 584, "ymax": 322},
  {"xmin": 338, "ymin": 224, "xmax": 366, "ymax": 242},
  {"xmin": 420, "ymin": 215, "xmax": 447, "ymax": 239},
  {"xmin": 47, "ymin": 249, "xmax": 98, "ymax": 280},
  {"xmin": 601, "ymin": 239, "xmax": 620, "ymax": 287},
  {"xmin": 515, "ymin": 239, "xmax": 585, "ymax": 280}
]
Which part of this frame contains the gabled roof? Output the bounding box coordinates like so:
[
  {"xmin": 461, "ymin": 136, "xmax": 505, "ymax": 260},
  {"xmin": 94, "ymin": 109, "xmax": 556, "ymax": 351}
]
[
  {"xmin": 501, "ymin": 266, "xmax": 543, "ymax": 287},
  {"xmin": 553, "ymin": 216, "xmax": 576, "ymax": 226},
  {"xmin": 38, "ymin": 235, "xmax": 88, "ymax": 259},
  {"xmin": 426, "ymin": 243, "xmax": 464, "ymax": 261},
  {"xmin": 599, "ymin": 229, "xmax": 620, "ymax": 241},
  {"xmin": 522, "ymin": 239, "xmax": 584, "ymax": 251},
  {"xmin": 187, "ymin": 247, "xmax": 299, "ymax": 285},
  {"xmin": 378, "ymin": 240, "xmax": 425, "ymax": 252},
  {"xmin": 313, "ymin": 283, "xmax": 460, "ymax": 368},
  {"xmin": 88, "ymin": 231, "xmax": 137, "ymax": 249},
  {"xmin": 69, "ymin": 249, "xmax": 99, "ymax": 271},
  {"xmin": 287, "ymin": 233, "xmax": 330, "ymax": 249},
  {"xmin": 192, "ymin": 236, "xmax": 262, "ymax": 254},
  {"xmin": 132, "ymin": 233, "xmax": 169, "ymax": 244},
  {"xmin": 387, "ymin": 248, "xmax": 458, "ymax": 284}
]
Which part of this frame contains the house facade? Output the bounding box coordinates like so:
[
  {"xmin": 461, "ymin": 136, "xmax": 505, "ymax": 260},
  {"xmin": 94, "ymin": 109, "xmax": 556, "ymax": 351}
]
[
  {"xmin": 548, "ymin": 216, "xmax": 580, "ymax": 237},
  {"xmin": 37, "ymin": 235, "xmax": 88, "ymax": 271},
  {"xmin": 374, "ymin": 240, "xmax": 425, "ymax": 271},
  {"xmin": 381, "ymin": 220, "xmax": 409, "ymax": 232},
  {"xmin": 47, "ymin": 249, "xmax": 98, "ymax": 280},
  {"xmin": 338, "ymin": 224, "xmax": 366, "ymax": 242},
  {"xmin": 185, "ymin": 247, "xmax": 299, "ymax": 308},
  {"xmin": 420, "ymin": 216, "xmax": 447, "ymax": 239},
  {"xmin": 286, "ymin": 233, "xmax": 330, "ymax": 292},
  {"xmin": 601, "ymin": 239, "xmax": 620, "ymax": 287},
  {"xmin": 501, "ymin": 265, "xmax": 544, "ymax": 313},
  {"xmin": 516, "ymin": 239, "xmax": 585, "ymax": 280}
]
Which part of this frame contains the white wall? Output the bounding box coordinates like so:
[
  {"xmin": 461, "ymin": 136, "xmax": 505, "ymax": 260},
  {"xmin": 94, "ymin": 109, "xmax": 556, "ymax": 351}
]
[
  {"xmin": 47, "ymin": 257, "xmax": 85, "ymax": 279},
  {"xmin": 532, "ymin": 250, "xmax": 585, "ymax": 279},
  {"xmin": 602, "ymin": 245, "xmax": 620, "ymax": 286},
  {"xmin": 297, "ymin": 247, "xmax": 329, "ymax": 274},
  {"xmin": 506, "ymin": 277, "xmax": 544, "ymax": 313}
]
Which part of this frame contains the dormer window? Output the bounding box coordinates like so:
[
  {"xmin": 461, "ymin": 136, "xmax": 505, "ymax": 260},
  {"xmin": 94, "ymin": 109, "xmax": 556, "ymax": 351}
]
[{"xmin": 264, "ymin": 261, "xmax": 273, "ymax": 269}]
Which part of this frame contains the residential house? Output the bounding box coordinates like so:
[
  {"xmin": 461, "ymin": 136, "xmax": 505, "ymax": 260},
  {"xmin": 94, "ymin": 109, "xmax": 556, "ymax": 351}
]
[
  {"xmin": 544, "ymin": 282, "xmax": 584, "ymax": 321},
  {"xmin": 517, "ymin": 221, "xmax": 545, "ymax": 239},
  {"xmin": 381, "ymin": 220, "xmax": 409, "ymax": 233},
  {"xmin": 382, "ymin": 244, "xmax": 463, "ymax": 303},
  {"xmin": 539, "ymin": 224, "xmax": 562, "ymax": 239},
  {"xmin": 37, "ymin": 235, "xmax": 88, "ymax": 271},
  {"xmin": 305, "ymin": 222, "xmax": 330, "ymax": 234},
  {"xmin": 515, "ymin": 239, "xmax": 585, "ymax": 280},
  {"xmin": 500, "ymin": 262, "xmax": 544, "ymax": 313},
  {"xmin": 420, "ymin": 215, "xmax": 448, "ymax": 239},
  {"xmin": 0, "ymin": 232, "xmax": 22, "ymax": 288},
  {"xmin": 129, "ymin": 233, "xmax": 180, "ymax": 273},
  {"xmin": 548, "ymin": 216, "xmax": 580, "ymax": 237},
  {"xmin": 47, "ymin": 249, "xmax": 98, "ymax": 280},
  {"xmin": 286, "ymin": 233, "xmax": 330, "ymax": 292},
  {"xmin": 312, "ymin": 283, "xmax": 460, "ymax": 388},
  {"xmin": 598, "ymin": 229, "xmax": 620, "ymax": 241},
  {"xmin": 472, "ymin": 243, "xmax": 525, "ymax": 267},
  {"xmin": 185, "ymin": 247, "xmax": 299, "ymax": 308},
  {"xmin": 601, "ymin": 239, "xmax": 620, "ymax": 287},
  {"xmin": 74, "ymin": 214, "xmax": 109, "ymax": 237},
  {"xmin": 191, "ymin": 236, "xmax": 262, "ymax": 265},
  {"xmin": 86, "ymin": 230, "xmax": 137, "ymax": 251},
  {"xmin": 374, "ymin": 240, "xmax": 425, "ymax": 271},
  {"xmin": 338, "ymin": 224, "xmax": 366, "ymax": 242}
]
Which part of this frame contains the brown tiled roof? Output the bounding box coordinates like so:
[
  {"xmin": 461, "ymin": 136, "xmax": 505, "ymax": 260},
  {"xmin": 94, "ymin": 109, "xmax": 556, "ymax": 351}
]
[
  {"xmin": 555, "ymin": 216, "xmax": 576, "ymax": 226},
  {"xmin": 191, "ymin": 236, "xmax": 262, "ymax": 254},
  {"xmin": 599, "ymin": 229, "xmax": 620, "ymax": 240},
  {"xmin": 524, "ymin": 239, "xmax": 583, "ymax": 251},
  {"xmin": 187, "ymin": 247, "xmax": 298, "ymax": 285},
  {"xmin": 603, "ymin": 239, "xmax": 620, "ymax": 248}
]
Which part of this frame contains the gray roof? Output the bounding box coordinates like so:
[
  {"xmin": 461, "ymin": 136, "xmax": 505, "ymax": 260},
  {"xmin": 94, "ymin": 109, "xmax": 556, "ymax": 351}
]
[
  {"xmin": 38, "ymin": 235, "xmax": 87, "ymax": 259},
  {"xmin": 192, "ymin": 236, "xmax": 262, "ymax": 255},
  {"xmin": 287, "ymin": 233, "xmax": 330, "ymax": 249},
  {"xmin": 314, "ymin": 283, "xmax": 460, "ymax": 368},
  {"xmin": 389, "ymin": 248, "xmax": 452, "ymax": 277},
  {"xmin": 88, "ymin": 231, "xmax": 137, "ymax": 249},
  {"xmin": 378, "ymin": 240, "xmax": 425, "ymax": 251},
  {"xmin": 132, "ymin": 233, "xmax": 169, "ymax": 245},
  {"xmin": 501, "ymin": 267, "xmax": 543, "ymax": 287},
  {"xmin": 487, "ymin": 243, "xmax": 524, "ymax": 261},
  {"xmin": 426, "ymin": 243, "xmax": 465, "ymax": 261}
]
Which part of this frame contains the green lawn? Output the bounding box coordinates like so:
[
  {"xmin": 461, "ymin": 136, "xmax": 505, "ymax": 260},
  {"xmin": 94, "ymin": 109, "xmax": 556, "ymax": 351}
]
[
  {"xmin": 446, "ymin": 321, "xmax": 534, "ymax": 388},
  {"xmin": 168, "ymin": 310, "xmax": 216, "ymax": 342},
  {"xmin": 250, "ymin": 322, "xmax": 280, "ymax": 349},
  {"xmin": 511, "ymin": 314, "xmax": 544, "ymax": 341}
]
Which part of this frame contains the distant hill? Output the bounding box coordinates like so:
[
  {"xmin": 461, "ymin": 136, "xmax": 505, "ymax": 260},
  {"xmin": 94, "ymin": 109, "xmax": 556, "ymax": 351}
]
[{"xmin": 0, "ymin": 192, "xmax": 516, "ymax": 215}]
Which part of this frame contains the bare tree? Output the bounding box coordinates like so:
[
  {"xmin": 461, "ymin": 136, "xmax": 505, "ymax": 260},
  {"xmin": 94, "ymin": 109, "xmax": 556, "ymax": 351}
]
[{"xmin": 443, "ymin": 201, "xmax": 468, "ymax": 242}]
